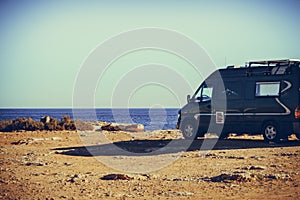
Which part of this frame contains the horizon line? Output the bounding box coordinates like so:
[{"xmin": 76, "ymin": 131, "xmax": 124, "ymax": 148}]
[{"xmin": 0, "ymin": 107, "xmax": 180, "ymax": 109}]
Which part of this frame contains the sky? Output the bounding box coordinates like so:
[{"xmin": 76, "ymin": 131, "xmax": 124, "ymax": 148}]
[{"xmin": 0, "ymin": 0, "xmax": 299, "ymax": 108}]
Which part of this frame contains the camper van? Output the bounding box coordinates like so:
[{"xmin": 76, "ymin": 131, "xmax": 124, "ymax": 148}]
[{"xmin": 176, "ymin": 59, "xmax": 300, "ymax": 142}]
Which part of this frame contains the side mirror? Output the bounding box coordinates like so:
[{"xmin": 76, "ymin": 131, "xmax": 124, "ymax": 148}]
[{"xmin": 187, "ymin": 95, "xmax": 191, "ymax": 103}]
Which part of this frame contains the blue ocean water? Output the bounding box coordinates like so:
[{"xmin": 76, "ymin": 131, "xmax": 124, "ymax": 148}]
[{"xmin": 0, "ymin": 108, "xmax": 179, "ymax": 130}]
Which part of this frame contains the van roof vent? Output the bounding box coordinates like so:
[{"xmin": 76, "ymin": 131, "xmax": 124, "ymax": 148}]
[{"xmin": 271, "ymin": 66, "xmax": 289, "ymax": 75}]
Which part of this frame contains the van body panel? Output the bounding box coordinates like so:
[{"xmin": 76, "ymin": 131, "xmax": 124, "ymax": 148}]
[{"xmin": 177, "ymin": 59, "xmax": 300, "ymax": 140}]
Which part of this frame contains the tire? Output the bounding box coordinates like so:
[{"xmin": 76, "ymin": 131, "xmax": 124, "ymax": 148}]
[
  {"xmin": 180, "ymin": 119, "xmax": 199, "ymax": 140},
  {"xmin": 262, "ymin": 122, "xmax": 280, "ymax": 142}
]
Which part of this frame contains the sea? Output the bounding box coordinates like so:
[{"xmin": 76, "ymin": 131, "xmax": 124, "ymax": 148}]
[{"xmin": 0, "ymin": 108, "xmax": 179, "ymax": 131}]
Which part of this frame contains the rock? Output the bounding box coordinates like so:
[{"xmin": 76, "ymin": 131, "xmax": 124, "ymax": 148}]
[
  {"xmin": 207, "ymin": 172, "xmax": 292, "ymax": 183},
  {"xmin": 11, "ymin": 137, "xmax": 62, "ymax": 145},
  {"xmin": 250, "ymin": 155, "xmax": 263, "ymax": 161},
  {"xmin": 275, "ymin": 153, "xmax": 298, "ymax": 157},
  {"xmin": 265, "ymin": 174, "xmax": 291, "ymax": 180},
  {"xmin": 265, "ymin": 174, "xmax": 277, "ymax": 179},
  {"xmin": 133, "ymin": 174, "xmax": 150, "ymax": 180},
  {"xmin": 11, "ymin": 138, "xmax": 34, "ymax": 145},
  {"xmin": 100, "ymin": 174, "xmax": 133, "ymax": 180},
  {"xmin": 101, "ymin": 123, "xmax": 144, "ymax": 132},
  {"xmin": 249, "ymin": 165, "xmax": 266, "ymax": 170},
  {"xmin": 50, "ymin": 137, "xmax": 62, "ymax": 141},
  {"xmin": 173, "ymin": 191, "xmax": 194, "ymax": 196},
  {"xmin": 68, "ymin": 174, "xmax": 84, "ymax": 183},
  {"xmin": 25, "ymin": 162, "xmax": 45, "ymax": 166},
  {"xmin": 241, "ymin": 165, "xmax": 266, "ymax": 170},
  {"xmin": 118, "ymin": 124, "xmax": 144, "ymax": 132},
  {"xmin": 0, "ymin": 178, "xmax": 8, "ymax": 184},
  {"xmin": 74, "ymin": 174, "xmax": 82, "ymax": 179},
  {"xmin": 205, "ymin": 153, "xmax": 219, "ymax": 158},
  {"xmin": 101, "ymin": 124, "xmax": 121, "ymax": 131},
  {"xmin": 226, "ymin": 155, "xmax": 245, "ymax": 159},
  {"xmin": 64, "ymin": 162, "xmax": 72, "ymax": 166},
  {"xmin": 40, "ymin": 116, "xmax": 51, "ymax": 124},
  {"xmin": 210, "ymin": 173, "xmax": 249, "ymax": 182}
]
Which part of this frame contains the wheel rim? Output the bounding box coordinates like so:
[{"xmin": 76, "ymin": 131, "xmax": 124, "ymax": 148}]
[
  {"xmin": 264, "ymin": 125, "xmax": 277, "ymax": 140},
  {"xmin": 184, "ymin": 124, "xmax": 194, "ymax": 137}
]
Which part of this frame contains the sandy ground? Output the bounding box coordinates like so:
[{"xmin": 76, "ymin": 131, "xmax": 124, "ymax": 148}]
[{"xmin": 0, "ymin": 130, "xmax": 300, "ymax": 200}]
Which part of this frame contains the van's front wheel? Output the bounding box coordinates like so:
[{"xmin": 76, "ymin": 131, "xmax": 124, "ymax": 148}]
[
  {"xmin": 180, "ymin": 119, "xmax": 198, "ymax": 140},
  {"xmin": 262, "ymin": 122, "xmax": 280, "ymax": 142}
]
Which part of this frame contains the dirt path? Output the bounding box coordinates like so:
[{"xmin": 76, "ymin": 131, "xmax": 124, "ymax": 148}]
[{"xmin": 0, "ymin": 130, "xmax": 299, "ymax": 199}]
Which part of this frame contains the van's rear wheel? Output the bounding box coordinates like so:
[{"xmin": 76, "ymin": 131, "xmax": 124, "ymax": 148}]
[
  {"xmin": 180, "ymin": 119, "xmax": 198, "ymax": 140},
  {"xmin": 262, "ymin": 122, "xmax": 280, "ymax": 142}
]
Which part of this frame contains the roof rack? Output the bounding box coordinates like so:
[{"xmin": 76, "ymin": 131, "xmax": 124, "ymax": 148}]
[
  {"xmin": 247, "ymin": 59, "xmax": 300, "ymax": 67},
  {"xmin": 244, "ymin": 59, "xmax": 300, "ymax": 76}
]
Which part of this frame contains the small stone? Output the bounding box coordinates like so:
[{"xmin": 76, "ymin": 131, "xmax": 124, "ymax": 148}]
[
  {"xmin": 25, "ymin": 162, "xmax": 44, "ymax": 166},
  {"xmin": 249, "ymin": 165, "xmax": 266, "ymax": 170},
  {"xmin": 173, "ymin": 191, "xmax": 194, "ymax": 196},
  {"xmin": 50, "ymin": 137, "xmax": 62, "ymax": 141},
  {"xmin": 265, "ymin": 174, "xmax": 277, "ymax": 179},
  {"xmin": 64, "ymin": 162, "xmax": 72, "ymax": 166},
  {"xmin": 74, "ymin": 174, "xmax": 82, "ymax": 179}
]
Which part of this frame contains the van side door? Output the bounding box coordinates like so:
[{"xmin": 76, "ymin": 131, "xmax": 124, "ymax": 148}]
[{"xmin": 222, "ymin": 80, "xmax": 245, "ymax": 133}]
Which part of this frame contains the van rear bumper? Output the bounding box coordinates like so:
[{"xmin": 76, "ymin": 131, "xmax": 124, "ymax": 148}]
[{"xmin": 293, "ymin": 122, "xmax": 300, "ymax": 134}]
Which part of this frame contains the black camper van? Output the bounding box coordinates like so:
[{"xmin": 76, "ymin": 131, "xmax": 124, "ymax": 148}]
[{"xmin": 176, "ymin": 59, "xmax": 300, "ymax": 142}]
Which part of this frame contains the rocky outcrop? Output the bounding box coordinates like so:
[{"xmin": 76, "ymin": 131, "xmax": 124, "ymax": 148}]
[
  {"xmin": 0, "ymin": 116, "xmax": 143, "ymax": 132},
  {"xmin": 0, "ymin": 116, "xmax": 91, "ymax": 132}
]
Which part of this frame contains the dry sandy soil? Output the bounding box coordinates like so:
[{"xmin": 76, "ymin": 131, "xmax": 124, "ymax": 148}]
[{"xmin": 0, "ymin": 129, "xmax": 300, "ymax": 199}]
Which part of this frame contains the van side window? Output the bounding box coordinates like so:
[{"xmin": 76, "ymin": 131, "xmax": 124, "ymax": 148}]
[
  {"xmin": 255, "ymin": 82, "xmax": 280, "ymax": 97},
  {"xmin": 194, "ymin": 84, "xmax": 213, "ymax": 102},
  {"xmin": 201, "ymin": 86, "xmax": 213, "ymax": 102}
]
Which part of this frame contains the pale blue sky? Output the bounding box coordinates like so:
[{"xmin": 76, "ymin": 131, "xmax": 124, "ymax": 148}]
[{"xmin": 0, "ymin": 0, "xmax": 299, "ymax": 108}]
